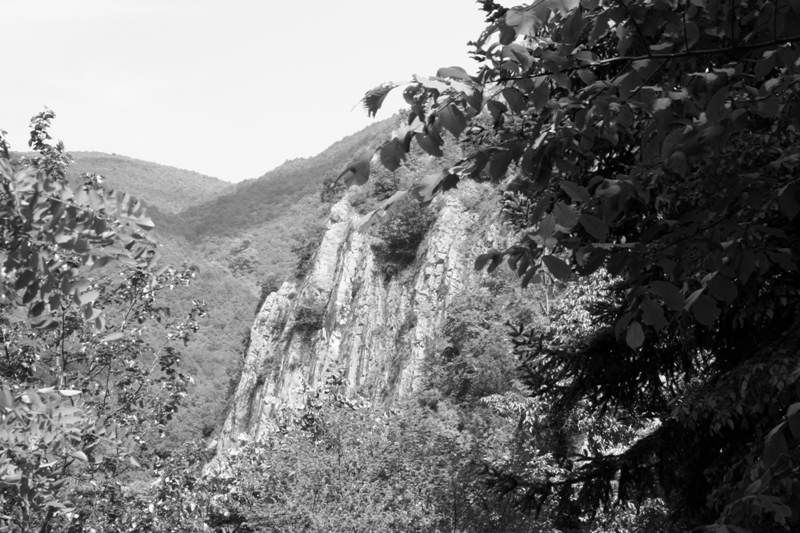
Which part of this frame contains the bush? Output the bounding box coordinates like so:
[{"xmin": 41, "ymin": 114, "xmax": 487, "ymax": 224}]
[
  {"xmin": 293, "ymin": 300, "xmax": 326, "ymax": 333},
  {"xmin": 291, "ymin": 224, "xmax": 326, "ymax": 279},
  {"xmin": 319, "ymin": 168, "xmax": 347, "ymax": 204},
  {"xmin": 372, "ymin": 197, "xmax": 436, "ymax": 268}
]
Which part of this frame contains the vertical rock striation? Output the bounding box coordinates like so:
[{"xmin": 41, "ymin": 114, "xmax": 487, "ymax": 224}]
[{"xmin": 218, "ymin": 191, "xmax": 504, "ymax": 448}]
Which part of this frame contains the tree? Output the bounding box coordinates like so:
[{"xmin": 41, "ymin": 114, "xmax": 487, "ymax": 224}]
[
  {"xmin": 0, "ymin": 112, "xmax": 205, "ymax": 531},
  {"xmin": 351, "ymin": 0, "xmax": 800, "ymax": 530}
]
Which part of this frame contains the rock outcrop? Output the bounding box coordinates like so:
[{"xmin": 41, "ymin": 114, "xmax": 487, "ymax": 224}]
[{"xmin": 218, "ymin": 188, "xmax": 504, "ymax": 448}]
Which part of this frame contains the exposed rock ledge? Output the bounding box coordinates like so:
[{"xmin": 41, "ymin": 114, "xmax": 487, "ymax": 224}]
[{"xmin": 216, "ymin": 191, "xmax": 505, "ymax": 451}]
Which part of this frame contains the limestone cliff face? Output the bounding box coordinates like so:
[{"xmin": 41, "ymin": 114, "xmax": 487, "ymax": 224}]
[{"xmin": 218, "ymin": 190, "xmax": 504, "ymax": 445}]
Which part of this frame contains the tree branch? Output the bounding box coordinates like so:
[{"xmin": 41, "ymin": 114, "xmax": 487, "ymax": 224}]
[{"xmin": 504, "ymin": 35, "xmax": 800, "ymax": 82}]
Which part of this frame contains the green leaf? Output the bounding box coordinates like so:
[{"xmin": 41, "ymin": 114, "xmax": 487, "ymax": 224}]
[
  {"xmin": 475, "ymin": 249, "xmax": 502, "ymax": 271},
  {"xmin": 708, "ymin": 275, "xmax": 738, "ymax": 303},
  {"xmin": 377, "ymin": 191, "xmax": 409, "ymax": 221},
  {"xmin": 542, "ymin": 255, "xmax": 571, "ymax": 280},
  {"xmin": 554, "ymin": 202, "xmax": 578, "ymax": 229},
  {"xmin": 72, "ymin": 451, "xmax": 88, "ymax": 462},
  {"xmin": 505, "ymin": 5, "xmax": 544, "ymax": 38},
  {"xmin": 0, "ymin": 386, "xmax": 13, "ymax": 409},
  {"xmin": 578, "ymin": 214, "xmax": 608, "ymax": 242},
  {"xmin": 339, "ymin": 152, "xmax": 372, "ymax": 187},
  {"xmin": 416, "ymin": 133, "xmax": 444, "ymax": 157},
  {"xmin": 705, "ymin": 87, "xmax": 728, "ymax": 123},
  {"xmin": 778, "ymin": 183, "xmax": 800, "ymax": 221},
  {"xmin": 90, "ymin": 256, "xmax": 115, "ymax": 271},
  {"xmin": 787, "ymin": 403, "xmax": 800, "ymax": 438},
  {"xmin": 539, "ymin": 213, "xmax": 556, "ymax": 239},
  {"xmin": 640, "ymin": 299, "xmax": 668, "ymax": 331},
  {"xmin": 440, "ymin": 105, "xmax": 467, "ymax": 138},
  {"xmin": 78, "ymin": 290, "xmax": 100, "ymax": 305},
  {"xmin": 626, "ymin": 321, "xmax": 645, "ymax": 349},
  {"xmin": 560, "ymin": 181, "xmax": 591, "ymax": 203},
  {"xmin": 756, "ymin": 95, "xmax": 780, "ymax": 118},
  {"xmin": 489, "ymin": 148, "xmax": 514, "ymax": 180},
  {"xmin": 692, "ymin": 294, "xmax": 719, "ymax": 326},
  {"xmin": 379, "ymin": 138, "xmax": 407, "ymax": 171},
  {"xmin": 650, "ymin": 281, "xmax": 685, "ymax": 311},
  {"xmin": 101, "ymin": 332, "xmax": 124, "ymax": 342},
  {"xmin": 503, "ymin": 44, "xmax": 534, "ymax": 72},
  {"xmin": 410, "ymin": 170, "xmax": 459, "ymax": 205},
  {"xmin": 684, "ymin": 287, "xmax": 704, "ymax": 310},
  {"xmin": 362, "ymin": 83, "xmax": 398, "ymax": 118},
  {"xmin": 520, "ymin": 266, "xmax": 539, "ymax": 288},
  {"xmin": 763, "ymin": 424, "xmax": 788, "ymax": 469},
  {"xmin": 354, "ymin": 210, "xmax": 378, "ymax": 233},
  {"xmin": 502, "ymin": 87, "xmax": 528, "ymax": 113},
  {"xmin": 533, "ymin": 78, "xmax": 550, "ymax": 111},
  {"xmin": 135, "ymin": 216, "xmax": 155, "ymax": 230},
  {"xmin": 437, "ymin": 66, "xmax": 472, "ymax": 81}
]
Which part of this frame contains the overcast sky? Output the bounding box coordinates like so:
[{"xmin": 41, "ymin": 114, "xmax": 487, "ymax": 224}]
[{"xmin": 1, "ymin": 0, "xmax": 491, "ymax": 182}]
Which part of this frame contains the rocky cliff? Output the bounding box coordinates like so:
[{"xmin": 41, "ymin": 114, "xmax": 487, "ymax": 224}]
[{"xmin": 217, "ymin": 185, "xmax": 505, "ymax": 447}]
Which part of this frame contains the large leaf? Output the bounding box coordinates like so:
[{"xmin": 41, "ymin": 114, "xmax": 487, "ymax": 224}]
[
  {"xmin": 339, "ymin": 151, "xmax": 373, "ymax": 187},
  {"xmin": 475, "ymin": 249, "xmax": 502, "ymax": 271},
  {"xmin": 354, "ymin": 210, "xmax": 378, "ymax": 233},
  {"xmin": 379, "ymin": 138, "xmax": 407, "ymax": 172},
  {"xmin": 542, "ymin": 255, "xmax": 571, "ymax": 280},
  {"xmin": 410, "ymin": 170, "xmax": 459, "ymax": 205},
  {"xmin": 650, "ymin": 281, "xmax": 685, "ymax": 311},
  {"xmin": 440, "ymin": 104, "xmax": 467, "ymax": 138},
  {"xmin": 416, "ymin": 133, "xmax": 443, "ymax": 157},
  {"xmin": 626, "ymin": 321, "xmax": 645, "ymax": 349},
  {"xmin": 362, "ymin": 83, "xmax": 399, "ymax": 118},
  {"xmin": 377, "ymin": 190, "xmax": 409, "ymax": 221},
  {"xmin": 437, "ymin": 66, "xmax": 472, "ymax": 81}
]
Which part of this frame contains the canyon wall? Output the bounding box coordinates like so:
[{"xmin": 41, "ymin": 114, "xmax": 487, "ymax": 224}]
[{"xmin": 217, "ymin": 186, "xmax": 506, "ymax": 449}]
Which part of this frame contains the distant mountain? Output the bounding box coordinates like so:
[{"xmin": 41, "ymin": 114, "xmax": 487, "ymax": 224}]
[
  {"xmin": 173, "ymin": 117, "xmax": 398, "ymax": 240},
  {"xmin": 60, "ymin": 116, "xmax": 404, "ymax": 445},
  {"xmin": 68, "ymin": 152, "xmax": 232, "ymax": 214}
]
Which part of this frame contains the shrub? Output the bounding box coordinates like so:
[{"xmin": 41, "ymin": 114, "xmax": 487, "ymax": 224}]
[
  {"xmin": 291, "ymin": 224, "xmax": 326, "ymax": 279},
  {"xmin": 293, "ymin": 300, "xmax": 326, "ymax": 333},
  {"xmin": 372, "ymin": 197, "xmax": 436, "ymax": 267}
]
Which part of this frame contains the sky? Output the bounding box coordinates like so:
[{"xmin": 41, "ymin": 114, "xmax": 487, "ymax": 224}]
[{"xmin": 1, "ymin": 0, "xmax": 491, "ymax": 183}]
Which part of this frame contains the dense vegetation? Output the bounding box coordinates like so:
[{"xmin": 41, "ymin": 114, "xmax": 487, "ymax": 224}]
[
  {"xmin": 352, "ymin": 0, "xmax": 800, "ymax": 530},
  {"xmin": 6, "ymin": 0, "xmax": 800, "ymax": 530}
]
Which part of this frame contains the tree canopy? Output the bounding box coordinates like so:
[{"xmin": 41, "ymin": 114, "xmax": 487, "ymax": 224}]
[{"xmin": 351, "ymin": 0, "xmax": 800, "ymax": 530}]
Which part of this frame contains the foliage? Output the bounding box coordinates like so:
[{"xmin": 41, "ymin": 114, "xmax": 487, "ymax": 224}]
[
  {"xmin": 357, "ymin": 0, "xmax": 800, "ymax": 529},
  {"xmin": 424, "ymin": 285, "xmax": 540, "ymax": 406},
  {"xmin": 291, "ymin": 223, "xmax": 326, "ymax": 280},
  {"xmin": 319, "ymin": 168, "xmax": 347, "ymax": 204},
  {"xmin": 372, "ymin": 195, "xmax": 436, "ymax": 268},
  {"xmin": 97, "ymin": 370, "xmax": 548, "ymax": 533},
  {"xmin": 293, "ymin": 299, "xmax": 326, "ymax": 333},
  {"xmin": 0, "ymin": 113, "xmax": 206, "ymax": 531}
]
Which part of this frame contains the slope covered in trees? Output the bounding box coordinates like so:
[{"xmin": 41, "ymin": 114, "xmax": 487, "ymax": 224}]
[
  {"xmin": 68, "ymin": 152, "xmax": 232, "ymax": 214},
  {"xmin": 172, "ymin": 118, "xmax": 398, "ymax": 240}
]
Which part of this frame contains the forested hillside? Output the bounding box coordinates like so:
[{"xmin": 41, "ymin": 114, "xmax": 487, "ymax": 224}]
[
  {"xmin": 68, "ymin": 152, "xmax": 232, "ymax": 214},
  {"xmin": 173, "ymin": 118, "xmax": 397, "ymax": 240}
]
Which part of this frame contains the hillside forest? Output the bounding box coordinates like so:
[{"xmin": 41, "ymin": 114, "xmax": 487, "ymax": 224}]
[{"xmin": 2, "ymin": 0, "xmax": 800, "ymax": 531}]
